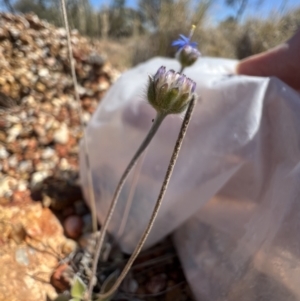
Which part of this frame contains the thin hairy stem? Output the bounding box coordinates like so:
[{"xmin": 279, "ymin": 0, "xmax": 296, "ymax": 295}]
[
  {"xmin": 96, "ymin": 97, "xmax": 196, "ymax": 300},
  {"xmin": 179, "ymin": 66, "xmax": 185, "ymax": 74},
  {"xmin": 60, "ymin": 0, "xmax": 97, "ymax": 232},
  {"xmin": 86, "ymin": 112, "xmax": 166, "ymax": 300}
]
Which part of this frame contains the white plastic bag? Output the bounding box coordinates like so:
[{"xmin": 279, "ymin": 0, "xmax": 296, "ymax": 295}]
[
  {"xmin": 80, "ymin": 56, "xmax": 300, "ymax": 300},
  {"xmin": 79, "ymin": 56, "xmax": 242, "ymax": 252},
  {"xmin": 172, "ymin": 69, "xmax": 300, "ymax": 300}
]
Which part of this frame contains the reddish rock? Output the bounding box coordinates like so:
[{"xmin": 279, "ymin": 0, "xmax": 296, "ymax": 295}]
[
  {"xmin": 11, "ymin": 190, "xmax": 31, "ymax": 204},
  {"xmin": 26, "ymin": 138, "xmax": 37, "ymax": 150},
  {"xmin": 63, "ymin": 215, "xmax": 83, "ymax": 239},
  {"xmin": 0, "ymin": 202, "xmax": 66, "ymax": 300},
  {"xmin": 55, "ymin": 144, "xmax": 69, "ymax": 158},
  {"xmin": 50, "ymin": 263, "xmax": 71, "ymax": 292},
  {"xmin": 67, "ymin": 136, "xmax": 77, "ymax": 148}
]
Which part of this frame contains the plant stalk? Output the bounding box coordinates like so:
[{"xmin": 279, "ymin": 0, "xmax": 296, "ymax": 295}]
[
  {"xmin": 60, "ymin": 0, "xmax": 98, "ymax": 233},
  {"xmin": 86, "ymin": 112, "xmax": 166, "ymax": 300},
  {"xmin": 96, "ymin": 96, "xmax": 196, "ymax": 300}
]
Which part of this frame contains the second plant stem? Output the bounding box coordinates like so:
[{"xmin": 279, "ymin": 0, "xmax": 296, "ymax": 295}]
[
  {"xmin": 96, "ymin": 96, "xmax": 196, "ymax": 300},
  {"xmin": 86, "ymin": 111, "xmax": 166, "ymax": 300},
  {"xmin": 60, "ymin": 0, "xmax": 98, "ymax": 232}
]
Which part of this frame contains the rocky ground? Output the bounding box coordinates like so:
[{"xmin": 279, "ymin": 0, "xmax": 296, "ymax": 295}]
[{"xmin": 0, "ymin": 13, "xmax": 194, "ymax": 301}]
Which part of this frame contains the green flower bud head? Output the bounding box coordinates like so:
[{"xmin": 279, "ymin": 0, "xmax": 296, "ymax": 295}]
[
  {"xmin": 178, "ymin": 45, "xmax": 201, "ymax": 68},
  {"xmin": 147, "ymin": 66, "xmax": 196, "ymax": 115}
]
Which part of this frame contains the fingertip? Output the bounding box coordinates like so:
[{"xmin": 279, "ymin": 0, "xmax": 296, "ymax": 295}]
[
  {"xmin": 236, "ymin": 46, "xmax": 300, "ymax": 90},
  {"xmin": 236, "ymin": 59, "xmax": 254, "ymax": 75},
  {"xmin": 236, "ymin": 52, "xmax": 271, "ymax": 77}
]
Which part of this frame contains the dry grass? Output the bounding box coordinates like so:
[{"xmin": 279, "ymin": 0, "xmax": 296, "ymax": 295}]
[
  {"xmin": 95, "ymin": 6, "xmax": 300, "ymax": 69},
  {"xmin": 93, "ymin": 38, "xmax": 134, "ymax": 71},
  {"xmin": 199, "ymin": 8, "xmax": 300, "ymax": 60}
]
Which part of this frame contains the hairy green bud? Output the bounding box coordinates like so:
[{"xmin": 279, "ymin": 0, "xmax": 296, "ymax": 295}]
[{"xmin": 147, "ymin": 66, "xmax": 196, "ymax": 115}]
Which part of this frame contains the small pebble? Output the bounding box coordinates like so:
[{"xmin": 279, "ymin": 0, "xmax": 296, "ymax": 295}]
[
  {"xmin": 53, "ymin": 123, "xmax": 69, "ymax": 144},
  {"xmin": 0, "ymin": 147, "xmax": 9, "ymax": 159},
  {"xmin": 38, "ymin": 68, "xmax": 49, "ymax": 77},
  {"xmin": 59, "ymin": 158, "xmax": 70, "ymax": 170},
  {"xmin": 41, "ymin": 147, "xmax": 55, "ymax": 159},
  {"xmin": 7, "ymin": 124, "xmax": 22, "ymax": 141},
  {"xmin": 8, "ymin": 155, "xmax": 18, "ymax": 168},
  {"xmin": 31, "ymin": 170, "xmax": 49, "ymax": 187},
  {"xmin": 61, "ymin": 238, "xmax": 77, "ymax": 255},
  {"xmin": 63, "ymin": 215, "xmax": 83, "ymax": 239},
  {"xmin": 19, "ymin": 160, "xmax": 33, "ymax": 173},
  {"xmin": 15, "ymin": 247, "xmax": 29, "ymax": 266},
  {"xmin": 0, "ymin": 176, "xmax": 17, "ymax": 198},
  {"xmin": 17, "ymin": 180, "xmax": 28, "ymax": 191},
  {"xmin": 50, "ymin": 263, "xmax": 70, "ymax": 292},
  {"xmin": 42, "ymin": 194, "xmax": 52, "ymax": 208}
]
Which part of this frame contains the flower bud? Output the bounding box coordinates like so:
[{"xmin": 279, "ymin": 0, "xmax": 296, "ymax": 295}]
[
  {"xmin": 147, "ymin": 66, "xmax": 196, "ymax": 115},
  {"xmin": 177, "ymin": 45, "xmax": 201, "ymax": 68}
]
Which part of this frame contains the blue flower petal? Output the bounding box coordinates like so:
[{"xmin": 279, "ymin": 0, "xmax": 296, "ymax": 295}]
[
  {"xmin": 172, "ymin": 33, "xmax": 198, "ymax": 50},
  {"xmin": 179, "ymin": 34, "xmax": 189, "ymax": 42},
  {"xmin": 171, "ymin": 40, "xmax": 185, "ymax": 47},
  {"xmin": 171, "ymin": 39, "xmax": 181, "ymax": 45}
]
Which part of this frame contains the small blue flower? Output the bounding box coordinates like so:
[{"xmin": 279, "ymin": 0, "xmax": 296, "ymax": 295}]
[{"xmin": 172, "ymin": 34, "xmax": 198, "ymax": 50}]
